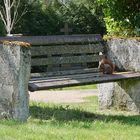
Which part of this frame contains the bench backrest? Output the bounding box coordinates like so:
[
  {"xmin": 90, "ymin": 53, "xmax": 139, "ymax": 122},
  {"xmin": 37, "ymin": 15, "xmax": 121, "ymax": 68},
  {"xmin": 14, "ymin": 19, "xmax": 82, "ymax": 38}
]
[
  {"xmin": 0, "ymin": 34, "xmax": 104, "ymax": 77},
  {"xmin": 30, "ymin": 34, "xmax": 104, "ymax": 77}
]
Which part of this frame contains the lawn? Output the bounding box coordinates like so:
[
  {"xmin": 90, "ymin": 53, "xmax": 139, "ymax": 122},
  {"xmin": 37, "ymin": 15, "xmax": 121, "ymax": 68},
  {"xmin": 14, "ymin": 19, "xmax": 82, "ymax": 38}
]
[
  {"xmin": 0, "ymin": 96, "xmax": 140, "ymax": 140},
  {"xmin": 51, "ymin": 84, "xmax": 97, "ymax": 90}
]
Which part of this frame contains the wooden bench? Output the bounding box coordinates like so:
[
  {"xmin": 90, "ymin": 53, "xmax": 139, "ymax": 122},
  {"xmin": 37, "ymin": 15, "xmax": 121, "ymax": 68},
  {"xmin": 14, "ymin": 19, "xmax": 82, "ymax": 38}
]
[
  {"xmin": 27, "ymin": 34, "xmax": 140, "ymax": 91},
  {"xmin": 0, "ymin": 35, "xmax": 140, "ymax": 92}
]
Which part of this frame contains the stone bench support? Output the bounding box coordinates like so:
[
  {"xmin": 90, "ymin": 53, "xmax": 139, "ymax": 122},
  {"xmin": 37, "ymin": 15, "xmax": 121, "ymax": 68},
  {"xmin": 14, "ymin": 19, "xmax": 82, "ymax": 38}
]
[
  {"xmin": 0, "ymin": 42, "xmax": 31, "ymax": 121},
  {"xmin": 98, "ymin": 38, "xmax": 140, "ymax": 113}
]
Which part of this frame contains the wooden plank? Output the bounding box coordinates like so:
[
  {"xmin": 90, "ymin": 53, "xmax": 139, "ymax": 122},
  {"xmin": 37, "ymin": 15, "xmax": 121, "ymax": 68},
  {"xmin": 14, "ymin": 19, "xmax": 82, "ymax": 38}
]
[
  {"xmin": 31, "ymin": 68, "xmax": 99, "ymax": 78},
  {"xmin": 30, "ymin": 72, "xmax": 101, "ymax": 81},
  {"xmin": 0, "ymin": 34, "xmax": 103, "ymax": 46},
  {"xmin": 29, "ymin": 73, "xmax": 100, "ymax": 91},
  {"xmin": 28, "ymin": 72, "xmax": 140, "ymax": 91},
  {"xmin": 31, "ymin": 55, "xmax": 102, "ymax": 66},
  {"xmin": 31, "ymin": 43, "xmax": 104, "ymax": 56},
  {"xmin": 30, "ymin": 71, "xmax": 138, "ymax": 83}
]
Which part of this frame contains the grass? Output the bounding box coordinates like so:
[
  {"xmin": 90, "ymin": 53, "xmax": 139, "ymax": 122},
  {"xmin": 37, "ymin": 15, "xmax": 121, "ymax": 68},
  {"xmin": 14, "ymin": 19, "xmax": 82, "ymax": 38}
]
[
  {"xmin": 51, "ymin": 84, "xmax": 97, "ymax": 90},
  {"xmin": 0, "ymin": 96, "xmax": 140, "ymax": 140}
]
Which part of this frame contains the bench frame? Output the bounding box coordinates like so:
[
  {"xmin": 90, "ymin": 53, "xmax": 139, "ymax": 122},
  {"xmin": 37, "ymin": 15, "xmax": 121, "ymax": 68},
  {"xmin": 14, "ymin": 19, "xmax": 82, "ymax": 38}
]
[
  {"xmin": 0, "ymin": 34, "xmax": 140, "ymax": 92},
  {"xmin": 28, "ymin": 35, "xmax": 140, "ymax": 91}
]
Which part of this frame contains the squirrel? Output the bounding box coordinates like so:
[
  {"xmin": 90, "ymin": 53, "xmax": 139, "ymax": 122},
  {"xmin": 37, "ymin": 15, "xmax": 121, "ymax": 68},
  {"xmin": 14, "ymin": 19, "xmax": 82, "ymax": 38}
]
[{"xmin": 98, "ymin": 56, "xmax": 115, "ymax": 74}]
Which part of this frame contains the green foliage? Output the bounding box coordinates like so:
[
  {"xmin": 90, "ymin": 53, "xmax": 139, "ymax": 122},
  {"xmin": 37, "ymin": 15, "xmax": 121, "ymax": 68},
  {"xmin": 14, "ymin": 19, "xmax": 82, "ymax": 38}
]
[
  {"xmin": 104, "ymin": 17, "xmax": 132, "ymax": 36},
  {"xmin": 58, "ymin": 2, "xmax": 106, "ymax": 35},
  {"xmin": 97, "ymin": 0, "xmax": 140, "ymax": 36},
  {"xmin": 0, "ymin": 20, "xmax": 6, "ymax": 35},
  {"xmin": 13, "ymin": 0, "xmax": 106, "ymax": 35},
  {"xmin": 1, "ymin": 0, "xmax": 139, "ymax": 36},
  {"xmin": 13, "ymin": 0, "xmax": 62, "ymax": 35},
  {"xmin": 14, "ymin": 3, "xmax": 62, "ymax": 35},
  {"xmin": 0, "ymin": 0, "xmax": 32, "ymax": 35}
]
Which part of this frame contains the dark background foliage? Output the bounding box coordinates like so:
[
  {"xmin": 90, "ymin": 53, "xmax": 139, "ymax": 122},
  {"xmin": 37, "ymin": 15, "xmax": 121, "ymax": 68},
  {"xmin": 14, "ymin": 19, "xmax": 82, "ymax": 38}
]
[
  {"xmin": 0, "ymin": 0, "xmax": 139, "ymax": 36},
  {"xmin": 0, "ymin": 0, "xmax": 106, "ymax": 36}
]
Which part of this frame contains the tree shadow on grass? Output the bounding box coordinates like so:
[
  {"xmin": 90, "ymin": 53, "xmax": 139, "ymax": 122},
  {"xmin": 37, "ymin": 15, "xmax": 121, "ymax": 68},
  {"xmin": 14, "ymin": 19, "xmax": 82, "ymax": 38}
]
[{"xmin": 29, "ymin": 104, "xmax": 140, "ymax": 126}]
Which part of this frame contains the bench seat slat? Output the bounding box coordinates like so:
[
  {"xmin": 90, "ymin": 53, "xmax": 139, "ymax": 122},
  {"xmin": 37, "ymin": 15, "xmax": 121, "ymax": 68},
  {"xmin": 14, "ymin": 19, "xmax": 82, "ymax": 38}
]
[
  {"xmin": 32, "ymin": 55, "xmax": 102, "ymax": 66},
  {"xmin": 31, "ymin": 43, "xmax": 104, "ymax": 56},
  {"xmin": 29, "ymin": 72, "xmax": 140, "ymax": 91}
]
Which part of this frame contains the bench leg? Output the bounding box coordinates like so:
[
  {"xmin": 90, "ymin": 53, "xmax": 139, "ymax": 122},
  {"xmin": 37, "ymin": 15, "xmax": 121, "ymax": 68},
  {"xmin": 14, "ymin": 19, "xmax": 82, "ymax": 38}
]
[
  {"xmin": 98, "ymin": 79, "xmax": 140, "ymax": 113},
  {"xmin": 0, "ymin": 44, "xmax": 31, "ymax": 122}
]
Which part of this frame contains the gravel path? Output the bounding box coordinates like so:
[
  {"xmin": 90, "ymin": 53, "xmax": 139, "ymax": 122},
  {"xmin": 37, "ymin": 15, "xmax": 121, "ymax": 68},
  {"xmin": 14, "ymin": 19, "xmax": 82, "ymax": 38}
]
[{"xmin": 29, "ymin": 89, "xmax": 98, "ymax": 103}]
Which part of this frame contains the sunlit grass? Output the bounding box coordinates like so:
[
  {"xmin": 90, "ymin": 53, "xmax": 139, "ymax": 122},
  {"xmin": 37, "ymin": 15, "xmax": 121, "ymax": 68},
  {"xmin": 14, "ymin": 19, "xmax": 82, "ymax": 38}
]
[
  {"xmin": 0, "ymin": 96, "xmax": 140, "ymax": 140},
  {"xmin": 51, "ymin": 84, "xmax": 97, "ymax": 90}
]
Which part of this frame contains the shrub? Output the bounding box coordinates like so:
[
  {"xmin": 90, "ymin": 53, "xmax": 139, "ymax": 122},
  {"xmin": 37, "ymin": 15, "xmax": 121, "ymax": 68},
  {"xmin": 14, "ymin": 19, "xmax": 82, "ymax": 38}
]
[
  {"xmin": 58, "ymin": 2, "xmax": 106, "ymax": 35},
  {"xmin": 14, "ymin": 0, "xmax": 106, "ymax": 36},
  {"xmin": 97, "ymin": 0, "xmax": 140, "ymax": 36}
]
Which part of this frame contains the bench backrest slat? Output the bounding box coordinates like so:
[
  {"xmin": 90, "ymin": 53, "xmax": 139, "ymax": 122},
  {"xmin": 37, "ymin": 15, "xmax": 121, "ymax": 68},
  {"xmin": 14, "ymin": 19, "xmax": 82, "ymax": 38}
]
[
  {"xmin": 31, "ymin": 54, "xmax": 102, "ymax": 66},
  {"xmin": 31, "ymin": 43, "xmax": 104, "ymax": 56},
  {"xmin": 0, "ymin": 34, "xmax": 102, "ymax": 45},
  {"xmin": 31, "ymin": 68, "xmax": 99, "ymax": 78}
]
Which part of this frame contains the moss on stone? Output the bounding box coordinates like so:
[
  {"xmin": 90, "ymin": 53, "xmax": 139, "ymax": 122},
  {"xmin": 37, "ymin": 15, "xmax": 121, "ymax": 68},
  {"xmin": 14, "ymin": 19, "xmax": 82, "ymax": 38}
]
[
  {"xmin": 0, "ymin": 40, "xmax": 31, "ymax": 48},
  {"xmin": 103, "ymin": 35, "xmax": 140, "ymax": 41}
]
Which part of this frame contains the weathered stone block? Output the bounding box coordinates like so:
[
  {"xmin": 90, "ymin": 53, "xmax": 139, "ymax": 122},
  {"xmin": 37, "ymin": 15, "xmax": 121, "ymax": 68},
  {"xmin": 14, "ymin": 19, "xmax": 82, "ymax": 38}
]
[
  {"xmin": 0, "ymin": 43, "xmax": 31, "ymax": 121},
  {"xmin": 106, "ymin": 38, "xmax": 140, "ymax": 72},
  {"xmin": 98, "ymin": 38, "xmax": 140, "ymax": 113},
  {"xmin": 98, "ymin": 80, "xmax": 140, "ymax": 112}
]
